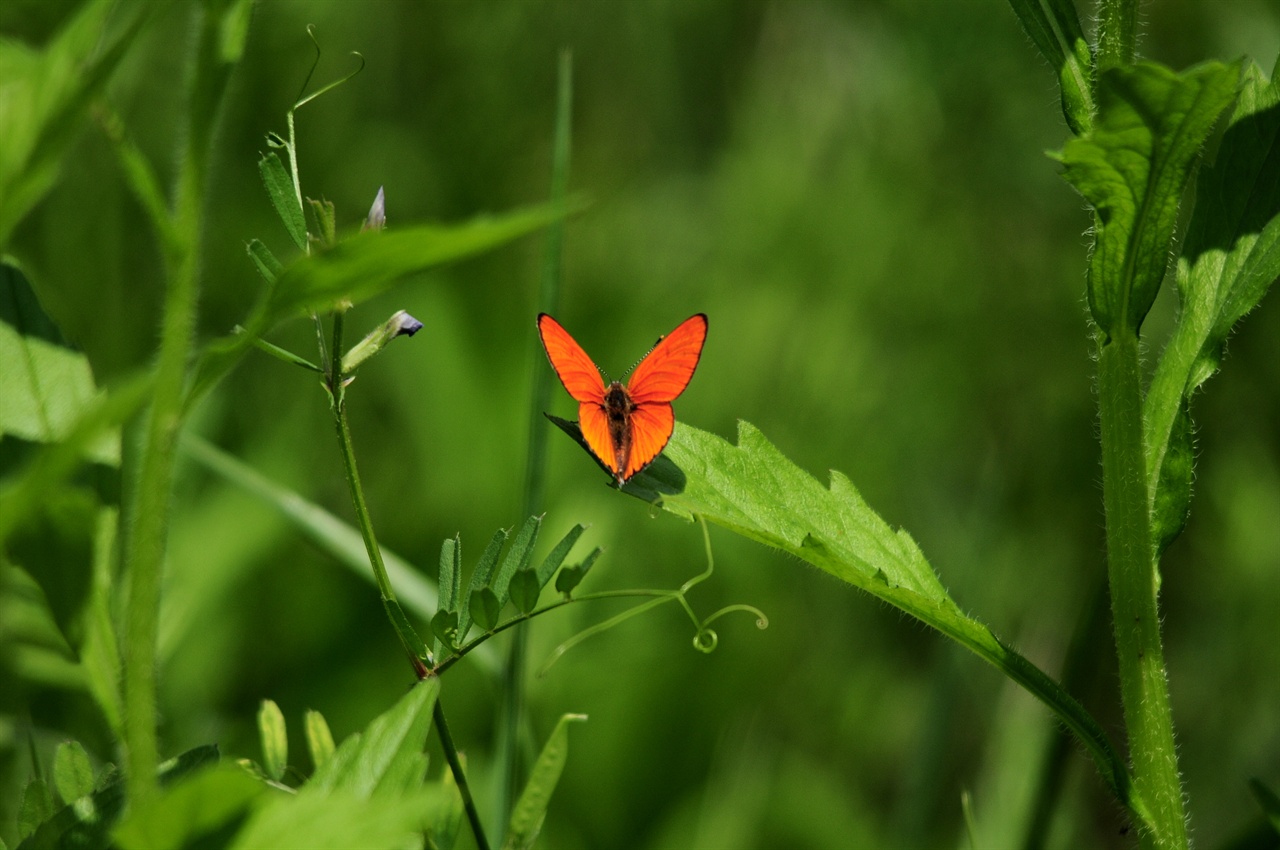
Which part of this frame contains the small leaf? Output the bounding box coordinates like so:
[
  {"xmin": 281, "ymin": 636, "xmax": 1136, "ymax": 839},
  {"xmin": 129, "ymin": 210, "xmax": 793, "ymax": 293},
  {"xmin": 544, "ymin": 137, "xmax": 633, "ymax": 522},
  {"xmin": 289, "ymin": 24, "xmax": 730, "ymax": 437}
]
[
  {"xmin": 306, "ymin": 679, "xmax": 440, "ymax": 797},
  {"xmin": 1055, "ymin": 61, "xmax": 1240, "ymax": 336},
  {"xmin": 257, "ymin": 700, "xmax": 288, "ymax": 782},
  {"xmin": 502, "ymin": 714, "xmax": 587, "ymax": 850},
  {"xmin": 1005, "ymin": 0, "xmax": 1094, "ymax": 134},
  {"xmin": 535, "ymin": 523, "xmax": 585, "ymax": 587},
  {"xmin": 1150, "ymin": 399, "xmax": 1194, "ymax": 557},
  {"xmin": 246, "ymin": 238, "xmax": 284, "ymax": 286},
  {"xmin": 52, "ymin": 741, "xmax": 94, "ymax": 804},
  {"xmin": 307, "ymin": 197, "xmax": 337, "ymax": 250},
  {"xmin": 81, "ymin": 507, "xmax": 123, "ymax": 737},
  {"xmin": 458, "ymin": 528, "xmax": 508, "ymax": 640},
  {"xmin": 259, "ymin": 151, "xmax": 307, "ymax": 252},
  {"xmin": 228, "ymin": 787, "xmax": 449, "ymax": 850},
  {"xmin": 431, "ymin": 610, "xmax": 460, "ymax": 651},
  {"xmin": 19, "ymin": 777, "xmax": 54, "ymax": 839},
  {"xmin": 492, "ymin": 515, "xmax": 541, "ymax": 606},
  {"xmin": 555, "ymin": 547, "xmax": 602, "ymax": 597},
  {"xmin": 438, "ymin": 535, "xmax": 461, "ymax": 614},
  {"xmin": 304, "ymin": 710, "xmax": 336, "ymax": 772},
  {"xmin": 509, "ymin": 569, "xmax": 542, "ymax": 615},
  {"xmin": 470, "ymin": 588, "xmax": 501, "ymax": 633}
]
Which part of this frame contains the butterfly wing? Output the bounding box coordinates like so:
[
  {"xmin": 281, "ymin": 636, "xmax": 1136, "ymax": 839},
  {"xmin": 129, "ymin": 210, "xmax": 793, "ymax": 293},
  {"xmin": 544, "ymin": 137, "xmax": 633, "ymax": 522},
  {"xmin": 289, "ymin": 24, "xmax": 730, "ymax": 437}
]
[
  {"xmin": 539, "ymin": 314, "xmax": 622, "ymax": 477},
  {"xmin": 538, "ymin": 314, "xmax": 607, "ymax": 404},
  {"xmin": 623, "ymin": 401, "xmax": 675, "ymax": 481},
  {"xmin": 626, "ymin": 314, "xmax": 708, "ymax": 405}
]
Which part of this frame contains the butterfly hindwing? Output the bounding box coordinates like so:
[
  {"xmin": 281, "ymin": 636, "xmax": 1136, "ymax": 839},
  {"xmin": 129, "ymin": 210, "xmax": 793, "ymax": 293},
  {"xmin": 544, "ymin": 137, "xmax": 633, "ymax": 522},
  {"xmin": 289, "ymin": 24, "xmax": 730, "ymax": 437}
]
[{"xmin": 624, "ymin": 401, "xmax": 675, "ymax": 480}]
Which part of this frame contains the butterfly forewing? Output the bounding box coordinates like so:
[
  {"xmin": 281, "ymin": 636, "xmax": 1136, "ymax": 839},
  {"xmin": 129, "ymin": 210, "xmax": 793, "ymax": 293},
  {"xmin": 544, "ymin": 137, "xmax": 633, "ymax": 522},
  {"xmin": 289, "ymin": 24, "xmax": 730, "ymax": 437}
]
[
  {"xmin": 626, "ymin": 314, "xmax": 708, "ymax": 404},
  {"xmin": 538, "ymin": 314, "xmax": 607, "ymax": 404}
]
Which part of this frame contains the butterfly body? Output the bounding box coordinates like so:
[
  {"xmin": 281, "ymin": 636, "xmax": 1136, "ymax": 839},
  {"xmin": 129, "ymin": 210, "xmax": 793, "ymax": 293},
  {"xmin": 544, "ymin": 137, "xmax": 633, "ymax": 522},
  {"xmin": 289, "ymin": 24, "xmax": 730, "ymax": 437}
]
[{"xmin": 538, "ymin": 313, "xmax": 707, "ymax": 485}]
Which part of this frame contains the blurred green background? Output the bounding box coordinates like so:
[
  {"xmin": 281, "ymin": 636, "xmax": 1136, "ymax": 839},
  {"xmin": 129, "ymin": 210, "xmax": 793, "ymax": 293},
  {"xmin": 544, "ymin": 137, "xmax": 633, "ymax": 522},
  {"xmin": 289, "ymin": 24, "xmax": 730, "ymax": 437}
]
[{"xmin": 4, "ymin": 0, "xmax": 1280, "ymax": 847}]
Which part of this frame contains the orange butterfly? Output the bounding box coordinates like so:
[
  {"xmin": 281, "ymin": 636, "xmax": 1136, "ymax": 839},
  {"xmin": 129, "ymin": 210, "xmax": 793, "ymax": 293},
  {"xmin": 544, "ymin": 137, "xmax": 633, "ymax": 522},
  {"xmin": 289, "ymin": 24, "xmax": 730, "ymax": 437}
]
[{"xmin": 538, "ymin": 313, "xmax": 708, "ymax": 485}]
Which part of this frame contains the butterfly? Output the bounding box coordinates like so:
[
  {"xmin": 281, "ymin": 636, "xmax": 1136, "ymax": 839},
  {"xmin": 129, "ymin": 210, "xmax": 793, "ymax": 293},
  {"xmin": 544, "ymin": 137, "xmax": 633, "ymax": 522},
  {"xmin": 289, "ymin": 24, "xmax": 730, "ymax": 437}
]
[{"xmin": 538, "ymin": 313, "xmax": 708, "ymax": 485}]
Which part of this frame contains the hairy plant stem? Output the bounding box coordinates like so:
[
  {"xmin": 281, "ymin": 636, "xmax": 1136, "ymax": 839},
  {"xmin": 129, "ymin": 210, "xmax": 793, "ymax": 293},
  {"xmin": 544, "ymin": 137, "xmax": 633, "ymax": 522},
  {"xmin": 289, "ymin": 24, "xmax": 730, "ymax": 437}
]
[
  {"xmin": 1096, "ymin": 0, "xmax": 1137, "ymax": 72},
  {"xmin": 122, "ymin": 5, "xmax": 228, "ymax": 806},
  {"xmin": 1098, "ymin": 330, "xmax": 1187, "ymax": 849}
]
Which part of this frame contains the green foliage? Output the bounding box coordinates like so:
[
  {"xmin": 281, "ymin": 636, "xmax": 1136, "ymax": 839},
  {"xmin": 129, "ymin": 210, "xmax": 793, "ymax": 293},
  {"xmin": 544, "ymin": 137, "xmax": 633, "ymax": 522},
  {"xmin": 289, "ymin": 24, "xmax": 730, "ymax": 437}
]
[
  {"xmin": 503, "ymin": 714, "xmax": 587, "ymax": 850},
  {"xmin": 50, "ymin": 741, "xmax": 93, "ymax": 805},
  {"xmin": 256, "ymin": 700, "xmax": 288, "ymax": 783},
  {"xmin": 1054, "ymin": 61, "xmax": 1239, "ymax": 338},
  {"xmin": 1005, "ymin": 0, "xmax": 1093, "ymax": 133}
]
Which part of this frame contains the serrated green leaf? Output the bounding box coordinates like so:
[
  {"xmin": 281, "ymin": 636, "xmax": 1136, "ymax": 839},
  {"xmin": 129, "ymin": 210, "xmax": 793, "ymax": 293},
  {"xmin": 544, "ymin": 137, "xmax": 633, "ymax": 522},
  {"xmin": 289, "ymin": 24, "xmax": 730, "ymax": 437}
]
[
  {"xmin": 0, "ymin": 0, "xmax": 152, "ymax": 247},
  {"xmin": 0, "ymin": 260, "xmax": 119, "ymax": 466},
  {"xmin": 52, "ymin": 741, "xmax": 94, "ymax": 804},
  {"xmin": 259, "ymin": 151, "xmax": 307, "ymax": 252},
  {"xmin": 304, "ymin": 710, "xmax": 336, "ymax": 772},
  {"xmin": 254, "ymin": 202, "xmax": 574, "ymax": 331},
  {"xmin": 556, "ymin": 418, "xmax": 1141, "ymax": 821},
  {"xmin": 509, "ymin": 570, "xmax": 542, "ymax": 615},
  {"xmin": 1005, "ymin": 0, "xmax": 1093, "ymax": 134},
  {"xmin": 19, "ymin": 777, "xmax": 54, "ymax": 839},
  {"xmin": 1056, "ymin": 61, "xmax": 1239, "ymax": 336},
  {"xmin": 258, "ymin": 700, "xmax": 288, "ymax": 782},
  {"xmin": 492, "ymin": 515, "xmax": 541, "ymax": 606},
  {"xmin": 306, "ymin": 679, "xmax": 439, "ymax": 797},
  {"xmin": 470, "ymin": 588, "xmax": 501, "ymax": 633},
  {"xmin": 1145, "ymin": 61, "xmax": 1280, "ymax": 551},
  {"xmin": 458, "ymin": 528, "xmax": 508, "ymax": 640},
  {"xmin": 535, "ymin": 523, "xmax": 585, "ymax": 587},
  {"xmin": 555, "ymin": 547, "xmax": 601, "ymax": 597},
  {"xmin": 112, "ymin": 762, "xmax": 265, "ymax": 850},
  {"xmin": 502, "ymin": 713, "xmax": 587, "ymax": 850}
]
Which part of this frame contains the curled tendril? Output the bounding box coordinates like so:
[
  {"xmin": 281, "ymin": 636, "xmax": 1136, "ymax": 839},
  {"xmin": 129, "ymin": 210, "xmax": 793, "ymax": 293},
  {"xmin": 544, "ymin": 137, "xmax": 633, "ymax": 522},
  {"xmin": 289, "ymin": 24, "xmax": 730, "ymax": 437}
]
[{"xmin": 293, "ymin": 25, "xmax": 366, "ymax": 112}]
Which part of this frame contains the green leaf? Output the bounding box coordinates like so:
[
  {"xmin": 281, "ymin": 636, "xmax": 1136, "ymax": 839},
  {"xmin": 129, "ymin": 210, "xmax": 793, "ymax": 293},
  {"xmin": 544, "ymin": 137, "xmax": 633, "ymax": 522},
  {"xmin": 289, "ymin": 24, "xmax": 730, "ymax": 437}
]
[
  {"xmin": 246, "ymin": 238, "xmax": 284, "ymax": 286},
  {"xmin": 1055, "ymin": 61, "xmax": 1240, "ymax": 336},
  {"xmin": 259, "ymin": 151, "xmax": 307, "ymax": 252},
  {"xmin": 502, "ymin": 714, "xmax": 587, "ymax": 850},
  {"xmin": 81, "ymin": 506, "xmax": 124, "ymax": 737},
  {"xmin": 0, "ymin": 260, "xmax": 119, "ymax": 466},
  {"xmin": 19, "ymin": 777, "xmax": 54, "ymax": 840},
  {"xmin": 112, "ymin": 762, "xmax": 265, "ymax": 850},
  {"xmin": 0, "ymin": 0, "xmax": 152, "ymax": 247},
  {"xmin": 1145, "ymin": 61, "xmax": 1280, "ymax": 551},
  {"xmin": 229, "ymin": 786, "xmax": 449, "ymax": 850},
  {"xmin": 439, "ymin": 535, "xmax": 461, "ymax": 614},
  {"xmin": 492, "ymin": 515, "xmax": 541, "ymax": 606},
  {"xmin": 0, "ymin": 564, "xmax": 83, "ymax": 691},
  {"xmin": 306, "ymin": 678, "xmax": 440, "ymax": 797},
  {"xmin": 254, "ymin": 202, "xmax": 574, "ymax": 331},
  {"xmin": 535, "ymin": 523, "xmax": 585, "ymax": 587},
  {"xmin": 19, "ymin": 744, "xmax": 218, "ymax": 850},
  {"xmin": 431, "ymin": 610, "xmax": 460, "ymax": 652},
  {"xmin": 470, "ymin": 588, "xmax": 501, "ymax": 633},
  {"xmin": 307, "ymin": 197, "xmax": 338, "ymax": 250},
  {"xmin": 458, "ymin": 528, "xmax": 508, "ymax": 640},
  {"xmin": 509, "ymin": 569, "xmax": 542, "ymax": 615},
  {"xmin": 565, "ymin": 419, "xmax": 1144, "ymax": 825},
  {"xmin": 1004, "ymin": 0, "xmax": 1094, "ymax": 134},
  {"xmin": 304, "ymin": 710, "xmax": 336, "ymax": 772},
  {"xmin": 555, "ymin": 547, "xmax": 601, "ymax": 597},
  {"xmin": 52, "ymin": 741, "xmax": 94, "ymax": 804},
  {"xmin": 258, "ymin": 700, "xmax": 288, "ymax": 782}
]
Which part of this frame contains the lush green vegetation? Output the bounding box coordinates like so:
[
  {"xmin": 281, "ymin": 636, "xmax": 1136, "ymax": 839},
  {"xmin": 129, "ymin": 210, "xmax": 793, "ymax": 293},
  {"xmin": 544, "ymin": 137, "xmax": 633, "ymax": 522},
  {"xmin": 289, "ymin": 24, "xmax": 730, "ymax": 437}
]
[{"xmin": 2, "ymin": 1, "xmax": 1279, "ymax": 848}]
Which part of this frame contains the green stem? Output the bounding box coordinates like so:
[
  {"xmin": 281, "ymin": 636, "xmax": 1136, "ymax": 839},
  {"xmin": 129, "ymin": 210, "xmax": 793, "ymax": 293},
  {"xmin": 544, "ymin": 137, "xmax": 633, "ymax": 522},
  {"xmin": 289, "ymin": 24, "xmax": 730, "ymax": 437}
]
[
  {"xmin": 122, "ymin": 4, "xmax": 228, "ymax": 806},
  {"xmin": 1095, "ymin": 0, "xmax": 1137, "ymax": 72},
  {"xmin": 433, "ymin": 701, "xmax": 491, "ymax": 850},
  {"xmin": 1097, "ymin": 330, "xmax": 1186, "ymax": 849}
]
